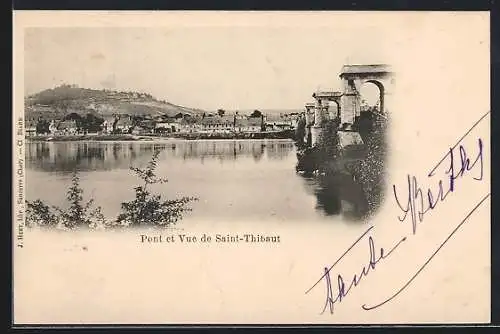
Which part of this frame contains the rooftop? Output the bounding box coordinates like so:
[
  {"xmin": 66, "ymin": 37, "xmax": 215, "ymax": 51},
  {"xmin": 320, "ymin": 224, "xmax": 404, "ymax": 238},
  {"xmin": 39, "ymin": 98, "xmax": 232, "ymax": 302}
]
[
  {"xmin": 116, "ymin": 118, "xmax": 133, "ymax": 127},
  {"xmin": 340, "ymin": 64, "xmax": 392, "ymax": 76},
  {"xmin": 312, "ymin": 91, "xmax": 343, "ymax": 99}
]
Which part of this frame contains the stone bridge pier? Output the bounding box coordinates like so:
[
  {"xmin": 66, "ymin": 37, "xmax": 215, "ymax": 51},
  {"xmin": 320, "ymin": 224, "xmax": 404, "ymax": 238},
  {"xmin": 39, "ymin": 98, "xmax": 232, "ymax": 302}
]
[
  {"xmin": 303, "ymin": 102, "xmax": 315, "ymax": 146},
  {"xmin": 339, "ymin": 64, "xmax": 394, "ymax": 126},
  {"xmin": 302, "ymin": 64, "xmax": 395, "ymax": 152},
  {"xmin": 310, "ymin": 98, "xmax": 326, "ymax": 147},
  {"xmin": 310, "ymin": 91, "xmax": 342, "ymax": 146}
]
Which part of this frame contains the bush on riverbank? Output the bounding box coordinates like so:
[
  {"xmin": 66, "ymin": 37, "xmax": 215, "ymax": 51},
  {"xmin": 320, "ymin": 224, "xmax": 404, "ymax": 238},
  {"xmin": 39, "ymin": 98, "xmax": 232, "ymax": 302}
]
[
  {"xmin": 25, "ymin": 150, "xmax": 198, "ymax": 230},
  {"xmin": 114, "ymin": 150, "xmax": 198, "ymax": 227},
  {"xmin": 26, "ymin": 171, "xmax": 108, "ymax": 230},
  {"xmin": 345, "ymin": 112, "xmax": 388, "ymax": 216},
  {"xmin": 294, "ymin": 113, "xmax": 387, "ymax": 219}
]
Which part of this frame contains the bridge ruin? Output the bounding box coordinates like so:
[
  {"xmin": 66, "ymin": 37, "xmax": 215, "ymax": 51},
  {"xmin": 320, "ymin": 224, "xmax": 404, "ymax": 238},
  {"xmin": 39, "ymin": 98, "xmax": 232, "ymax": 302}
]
[
  {"xmin": 339, "ymin": 64, "xmax": 394, "ymax": 125},
  {"xmin": 296, "ymin": 63, "xmax": 394, "ymax": 219},
  {"xmin": 303, "ymin": 64, "xmax": 394, "ymax": 148}
]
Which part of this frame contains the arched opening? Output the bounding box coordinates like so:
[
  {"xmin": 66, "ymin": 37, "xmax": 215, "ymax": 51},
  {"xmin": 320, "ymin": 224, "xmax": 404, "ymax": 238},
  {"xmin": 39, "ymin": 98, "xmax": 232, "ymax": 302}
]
[
  {"xmin": 326, "ymin": 100, "xmax": 340, "ymax": 120},
  {"xmin": 356, "ymin": 80, "xmax": 385, "ymax": 140},
  {"xmin": 359, "ymin": 80, "xmax": 385, "ymax": 114}
]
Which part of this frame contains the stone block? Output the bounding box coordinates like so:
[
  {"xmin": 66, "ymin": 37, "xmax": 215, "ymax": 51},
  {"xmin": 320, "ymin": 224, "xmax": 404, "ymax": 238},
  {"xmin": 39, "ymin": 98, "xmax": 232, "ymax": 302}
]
[{"xmin": 337, "ymin": 131, "xmax": 367, "ymax": 160}]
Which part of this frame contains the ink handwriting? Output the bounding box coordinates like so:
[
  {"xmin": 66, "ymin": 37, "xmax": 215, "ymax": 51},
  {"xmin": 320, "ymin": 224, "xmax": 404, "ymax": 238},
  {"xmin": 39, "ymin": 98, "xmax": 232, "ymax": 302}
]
[
  {"xmin": 392, "ymin": 110, "xmax": 488, "ymax": 235},
  {"xmin": 305, "ymin": 111, "xmax": 490, "ymax": 314},
  {"xmin": 305, "ymin": 227, "xmax": 406, "ymax": 315},
  {"xmin": 362, "ymin": 192, "xmax": 490, "ymax": 310}
]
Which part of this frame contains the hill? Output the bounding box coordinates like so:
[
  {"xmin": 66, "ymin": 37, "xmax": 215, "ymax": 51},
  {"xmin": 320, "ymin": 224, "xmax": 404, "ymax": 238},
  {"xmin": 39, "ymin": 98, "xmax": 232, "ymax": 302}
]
[{"xmin": 25, "ymin": 84, "xmax": 207, "ymax": 120}]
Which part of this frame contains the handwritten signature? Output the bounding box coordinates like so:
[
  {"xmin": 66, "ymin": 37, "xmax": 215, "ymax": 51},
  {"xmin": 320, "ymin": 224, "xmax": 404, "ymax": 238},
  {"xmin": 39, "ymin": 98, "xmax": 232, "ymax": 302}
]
[
  {"xmin": 393, "ymin": 111, "xmax": 487, "ymax": 235},
  {"xmin": 305, "ymin": 110, "xmax": 490, "ymax": 314}
]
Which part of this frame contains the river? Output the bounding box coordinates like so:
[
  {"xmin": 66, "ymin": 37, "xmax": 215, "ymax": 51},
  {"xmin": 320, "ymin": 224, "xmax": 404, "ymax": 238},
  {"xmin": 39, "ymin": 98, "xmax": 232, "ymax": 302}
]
[{"xmin": 25, "ymin": 139, "xmax": 367, "ymax": 227}]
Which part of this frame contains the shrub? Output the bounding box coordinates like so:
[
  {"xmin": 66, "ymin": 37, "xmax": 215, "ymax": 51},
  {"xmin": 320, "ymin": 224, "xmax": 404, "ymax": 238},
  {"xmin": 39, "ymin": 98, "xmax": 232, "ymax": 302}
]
[
  {"xmin": 25, "ymin": 150, "xmax": 198, "ymax": 230},
  {"xmin": 26, "ymin": 199, "xmax": 57, "ymax": 227},
  {"xmin": 115, "ymin": 150, "xmax": 198, "ymax": 227},
  {"xmin": 26, "ymin": 170, "xmax": 109, "ymax": 230}
]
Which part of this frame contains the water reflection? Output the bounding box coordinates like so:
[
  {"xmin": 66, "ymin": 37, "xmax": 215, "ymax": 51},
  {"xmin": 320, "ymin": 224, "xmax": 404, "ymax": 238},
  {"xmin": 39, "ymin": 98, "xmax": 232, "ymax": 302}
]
[
  {"xmin": 300, "ymin": 172, "xmax": 369, "ymax": 220},
  {"xmin": 26, "ymin": 139, "xmax": 371, "ymax": 221},
  {"xmin": 26, "ymin": 140, "xmax": 294, "ymax": 173}
]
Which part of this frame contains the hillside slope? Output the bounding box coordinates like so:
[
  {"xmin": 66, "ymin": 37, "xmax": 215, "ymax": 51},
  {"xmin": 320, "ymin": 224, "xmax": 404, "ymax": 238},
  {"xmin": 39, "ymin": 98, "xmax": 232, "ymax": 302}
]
[{"xmin": 25, "ymin": 85, "xmax": 207, "ymax": 120}]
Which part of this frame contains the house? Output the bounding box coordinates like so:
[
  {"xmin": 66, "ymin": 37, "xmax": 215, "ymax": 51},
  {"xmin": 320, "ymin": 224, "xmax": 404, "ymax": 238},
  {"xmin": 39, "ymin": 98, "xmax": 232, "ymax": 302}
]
[
  {"xmin": 235, "ymin": 116, "xmax": 263, "ymax": 132},
  {"xmin": 57, "ymin": 120, "xmax": 78, "ymax": 135},
  {"xmin": 155, "ymin": 120, "xmax": 180, "ymax": 133},
  {"xmin": 131, "ymin": 125, "xmax": 152, "ymax": 135},
  {"xmin": 264, "ymin": 114, "xmax": 295, "ymax": 131},
  {"xmin": 154, "ymin": 115, "xmax": 166, "ymax": 123},
  {"xmin": 101, "ymin": 116, "xmax": 118, "ymax": 134},
  {"xmin": 115, "ymin": 117, "xmax": 133, "ymax": 134},
  {"xmin": 179, "ymin": 117, "xmax": 202, "ymax": 133},
  {"xmin": 49, "ymin": 120, "xmax": 59, "ymax": 135},
  {"xmin": 201, "ymin": 115, "xmax": 235, "ymax": 133},
  {"xmin": 139, "ymin": 119, "xmax": 156, "ymax": 134}
]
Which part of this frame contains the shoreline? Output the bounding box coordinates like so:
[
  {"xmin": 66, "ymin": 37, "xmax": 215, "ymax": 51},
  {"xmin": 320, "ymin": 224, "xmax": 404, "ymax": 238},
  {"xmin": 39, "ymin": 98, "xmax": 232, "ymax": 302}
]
[{"xmin": 25, "ymin": 130, "xmax": 295, "ymax": 142}]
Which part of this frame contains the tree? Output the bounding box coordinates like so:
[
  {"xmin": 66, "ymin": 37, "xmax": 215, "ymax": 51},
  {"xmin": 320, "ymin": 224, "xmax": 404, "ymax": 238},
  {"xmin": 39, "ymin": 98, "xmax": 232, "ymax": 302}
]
[
  {"xmin": 183, "ymin": 114, "xmax": 198, "ymax": 124},
  {"xmin": 64, "ymin": 112, "xmax": 82, "ymax": 121},
  {"xmin": 295, "ymin": 116, "xmax": 306, "ymax": 147},
  {"xmin": 81, "ymin": 113, "xmax": 105, "ymax": 133},
  {"xmin": 250, "ymin": 110, "xmax": 262, "ymax": 118},
  {"xmin": 36, "ymin": 119, "xmax": 50, "ymax": 134}
]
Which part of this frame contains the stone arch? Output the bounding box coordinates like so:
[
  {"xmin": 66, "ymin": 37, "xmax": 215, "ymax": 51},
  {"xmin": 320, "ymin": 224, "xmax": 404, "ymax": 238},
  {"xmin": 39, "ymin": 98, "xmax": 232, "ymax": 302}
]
[
  {"xmin": 339, "ymin": 64, "xmax": 394, "ymax": 125},
  {"xmin": 312, "ymin": 91, "xmax": 343, "ymax": 125},
  {"xmin": 359, "ymin": 79, "xmax": 385, "ymax": 114},
  {"xmin": 327, "ymin": 100, "xmax": 340, "ymax": 120}
]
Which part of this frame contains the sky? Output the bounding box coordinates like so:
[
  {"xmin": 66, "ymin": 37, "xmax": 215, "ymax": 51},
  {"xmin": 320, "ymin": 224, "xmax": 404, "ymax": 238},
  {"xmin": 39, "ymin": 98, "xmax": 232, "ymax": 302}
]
[
  {"xmin": 23, "ymin": 12, "xmax": 488, "ymax": 111},
  {"xmin": 23, "ymin": 17, "xmax": 397, "ymax": 111}
]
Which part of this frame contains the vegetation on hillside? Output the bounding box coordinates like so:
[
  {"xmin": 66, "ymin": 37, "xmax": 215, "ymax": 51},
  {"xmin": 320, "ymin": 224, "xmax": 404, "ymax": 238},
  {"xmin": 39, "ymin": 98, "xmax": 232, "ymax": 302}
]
[{"xmin": 25, "ymin": 84, "xmax": 205, "ymax": 120}]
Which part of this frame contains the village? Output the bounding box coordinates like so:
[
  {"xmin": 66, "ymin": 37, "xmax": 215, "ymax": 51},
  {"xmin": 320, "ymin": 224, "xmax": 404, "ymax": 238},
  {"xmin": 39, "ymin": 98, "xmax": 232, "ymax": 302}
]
[{"xmin": 24, "ymin": 109, "xmax": 300, "ymax": 138}]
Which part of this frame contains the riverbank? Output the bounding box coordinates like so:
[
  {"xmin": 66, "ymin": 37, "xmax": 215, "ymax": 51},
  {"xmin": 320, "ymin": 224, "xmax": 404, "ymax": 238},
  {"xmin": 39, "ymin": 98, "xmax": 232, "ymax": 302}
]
[
  {"xmin": 26, "ymin": 134, "xmax": 147, "ymax": 142},
  {"xmin": 26, "ymin": 130, "xmax": 295, "ymax": 142},
  {"xmin": 294, "ymin": 116, "xmax": 388, "ymax": 219}
]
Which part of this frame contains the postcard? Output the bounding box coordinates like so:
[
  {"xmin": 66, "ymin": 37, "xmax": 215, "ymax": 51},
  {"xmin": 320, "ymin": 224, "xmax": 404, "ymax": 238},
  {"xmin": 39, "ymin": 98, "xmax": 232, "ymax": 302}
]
[{"xmin": 12, "ymin": 11, "xmax": 490, "ymax": 324}]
